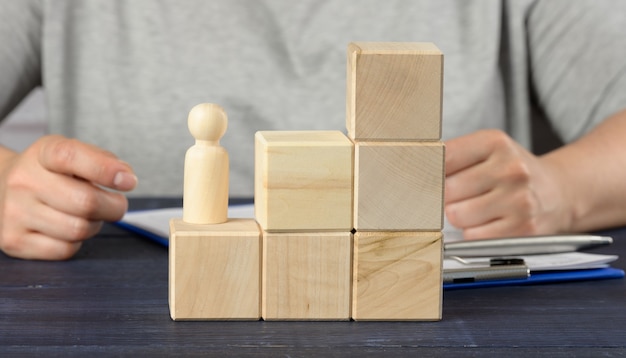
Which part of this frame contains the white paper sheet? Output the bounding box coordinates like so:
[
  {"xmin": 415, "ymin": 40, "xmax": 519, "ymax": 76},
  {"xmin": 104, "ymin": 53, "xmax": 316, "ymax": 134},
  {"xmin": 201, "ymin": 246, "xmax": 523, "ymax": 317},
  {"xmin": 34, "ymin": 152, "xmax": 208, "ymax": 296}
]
[{"xmin": 119, "ymin": 205, "xmax": 618, "ymax": 272}]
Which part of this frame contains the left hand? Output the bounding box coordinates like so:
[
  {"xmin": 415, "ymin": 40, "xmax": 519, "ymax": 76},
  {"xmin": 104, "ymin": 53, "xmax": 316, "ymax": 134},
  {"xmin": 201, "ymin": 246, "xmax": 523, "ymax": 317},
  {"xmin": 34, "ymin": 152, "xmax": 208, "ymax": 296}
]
[
  {"xmin": 444, "ymin": 129, "xmax": 570, "ymax": 240},
  {"xmin": 0, "ymin": 136, "xmax": 137, "ymax": 260}
]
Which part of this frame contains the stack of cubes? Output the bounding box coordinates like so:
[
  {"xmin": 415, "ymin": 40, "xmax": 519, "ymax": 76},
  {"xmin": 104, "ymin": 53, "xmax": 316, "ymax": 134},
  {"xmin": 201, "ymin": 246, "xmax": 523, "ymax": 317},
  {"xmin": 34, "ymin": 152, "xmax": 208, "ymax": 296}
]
[
  {"xmin": 347, "ymin": 42, "xmax": 444, "ymax": 320},
  {"xmin": 169, "ymin": 42, "xmax": 444, "ymax": 321}
]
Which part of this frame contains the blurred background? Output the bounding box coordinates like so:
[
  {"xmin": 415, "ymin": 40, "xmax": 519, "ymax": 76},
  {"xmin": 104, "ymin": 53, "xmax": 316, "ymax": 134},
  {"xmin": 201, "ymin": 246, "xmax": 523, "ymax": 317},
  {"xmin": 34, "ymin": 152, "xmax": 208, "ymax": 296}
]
[
  {"xmin": 0, "ymin": 87, "xmax": 562, "ymax": 155},
  {"xmin": 0, "ymin": 89, "xmax": 46, "ymax": 152}
]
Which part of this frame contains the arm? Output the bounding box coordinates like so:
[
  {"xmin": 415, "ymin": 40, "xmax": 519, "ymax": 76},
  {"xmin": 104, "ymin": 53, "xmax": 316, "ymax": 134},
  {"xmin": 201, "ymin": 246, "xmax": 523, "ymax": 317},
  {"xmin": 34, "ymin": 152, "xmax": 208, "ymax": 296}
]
[
  {"xmin": 0, "ymin": 136, "xmax": 137, "ymax": 260},
  {"xmin": 446, "ymin": 0, "xmax": 626, "ymax": 240},
  {"xmin": 542, "ymin": 109, "xmax": 626, "ymax": 232},
  {"xmin": 445, "ymin": 108, "xmax": 626, "ymax": 239},
  {"xmin": 0, "ymin": 2, "xmax": 138, "ymax": 260}
]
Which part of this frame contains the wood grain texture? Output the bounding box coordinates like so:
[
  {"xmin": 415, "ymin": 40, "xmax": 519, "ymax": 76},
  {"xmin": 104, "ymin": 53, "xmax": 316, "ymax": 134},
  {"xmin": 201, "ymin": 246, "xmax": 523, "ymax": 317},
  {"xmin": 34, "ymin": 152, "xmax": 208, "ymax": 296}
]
[
  {"xmin": 346, "ymin": 42, "xmax": 443, "ymax": 141},
  {"xmin": 255, "ymin": 131, "xmax": 353, "ymax": 232},
  {"xmin": 354, "ymin": 141, "xmax": 444, "ymax": 231},
  {"xmin": 1, "ymin": 199, "xmax": 625, "ymax": 355},
  {"xmin": 169, "ymin": 218, "xmax": 261, "ymax": 320},
  {"xmin": 262, "ymin": 231, "xmax": 352, "ymax": 320},
  {"xmin": 352, "ymin": 231, "xmax": 443, "ymax": 321}
]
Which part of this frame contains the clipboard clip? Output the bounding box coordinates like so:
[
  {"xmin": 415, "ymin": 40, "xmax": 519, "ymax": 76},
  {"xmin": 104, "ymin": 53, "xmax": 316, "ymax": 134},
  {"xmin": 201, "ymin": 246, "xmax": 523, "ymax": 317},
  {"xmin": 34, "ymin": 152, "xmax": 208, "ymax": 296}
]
[{"xmin": 443, "ymin": 256, "xmax": 530, "ymax": 283}]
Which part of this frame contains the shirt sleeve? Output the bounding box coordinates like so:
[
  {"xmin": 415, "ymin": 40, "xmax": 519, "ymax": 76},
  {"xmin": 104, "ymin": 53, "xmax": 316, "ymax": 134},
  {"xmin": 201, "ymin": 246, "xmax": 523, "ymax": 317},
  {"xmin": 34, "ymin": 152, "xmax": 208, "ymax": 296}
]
[
  {"xmin": 0, "ymin": 0, "xmax": 43, "ymax": 122},
  {"xmin": 527, "ymin": 0, "xmax": 626, "ymax": 142}
]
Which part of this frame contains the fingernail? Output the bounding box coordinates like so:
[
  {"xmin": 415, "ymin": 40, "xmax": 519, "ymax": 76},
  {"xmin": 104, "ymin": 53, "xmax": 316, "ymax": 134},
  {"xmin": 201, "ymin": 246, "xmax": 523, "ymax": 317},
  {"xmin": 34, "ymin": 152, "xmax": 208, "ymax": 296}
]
[{"xmin": 114, "ymin": 172, "xmax": 138, "ymax": 190}]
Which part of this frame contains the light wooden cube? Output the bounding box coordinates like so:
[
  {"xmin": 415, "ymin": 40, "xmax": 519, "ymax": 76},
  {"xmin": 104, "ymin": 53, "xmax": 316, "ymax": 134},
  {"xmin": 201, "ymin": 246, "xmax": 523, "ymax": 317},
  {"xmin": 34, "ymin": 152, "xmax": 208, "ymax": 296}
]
[
  {"xmin": 262, "ymin": 231, "xmax": 352, "ymax": 320},
  {"xmin": 346, "ymin": 42, "xmax": 443, "ymax": 141},
  {"xmin": 255, "ymin": 131, "xmax": 353, "ymax": 232},
  {"xmin": 169, "ymin": 218, "xmax": 261, "ymax": 320},
  {"xmin": 354, "ymin": 141, "xmax": 444, "ymax": 231},
  {"xmin": 352, "ymin": 231, "xmax": 442, "ymax": 321}
]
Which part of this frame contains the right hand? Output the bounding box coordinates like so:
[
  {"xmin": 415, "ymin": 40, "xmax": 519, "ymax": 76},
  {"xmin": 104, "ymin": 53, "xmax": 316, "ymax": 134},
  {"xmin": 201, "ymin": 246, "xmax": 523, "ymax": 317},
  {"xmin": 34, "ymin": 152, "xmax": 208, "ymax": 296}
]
[
  {"xmin": 445, "ymin": 130, "xmax": 568, "ymax": 240},
  {"xmin": 0, "ymin": 135, "xmax": 137, "ymax": 260}
]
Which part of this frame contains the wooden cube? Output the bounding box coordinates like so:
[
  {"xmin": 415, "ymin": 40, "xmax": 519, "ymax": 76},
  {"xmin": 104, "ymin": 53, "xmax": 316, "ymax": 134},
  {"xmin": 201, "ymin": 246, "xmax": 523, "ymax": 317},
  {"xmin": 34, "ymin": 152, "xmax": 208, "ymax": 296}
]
[
  {"xmin": 346, "ymin": 42, "xmax": 443, "ymax": 141},
  {"xmin": 352, "ymin": 231, "xmax": 442, "ymax": 321},
  {"xmin": 255, "ymin": 131, "xmax": 353, "ymax": 232},
  {"xmin": 169, "ymin": 218, "xmax": 261, "ymax": 320},
  {"xmin": 354, "ymin": 141, "xmax": 444, "ymax": 231},
  {"xmin": 262, "ymin": 231, "xmax": 352, "ymax": 320}
]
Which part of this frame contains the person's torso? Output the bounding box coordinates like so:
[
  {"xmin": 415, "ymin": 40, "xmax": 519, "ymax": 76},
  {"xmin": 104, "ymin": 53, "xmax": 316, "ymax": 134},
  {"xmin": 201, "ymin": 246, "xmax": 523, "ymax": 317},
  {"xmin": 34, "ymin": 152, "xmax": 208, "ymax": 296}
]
[{"xmin": 42, "ymin": 0, "xmax": 519, "ymax": 196}]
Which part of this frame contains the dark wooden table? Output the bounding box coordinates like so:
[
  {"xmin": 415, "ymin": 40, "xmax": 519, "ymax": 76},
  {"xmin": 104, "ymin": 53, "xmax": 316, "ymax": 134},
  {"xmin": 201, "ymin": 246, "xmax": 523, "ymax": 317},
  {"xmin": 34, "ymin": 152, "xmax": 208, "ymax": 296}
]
[{"xmin": 1, "ymin": 199, "xmax": 625, "ymax": 356}]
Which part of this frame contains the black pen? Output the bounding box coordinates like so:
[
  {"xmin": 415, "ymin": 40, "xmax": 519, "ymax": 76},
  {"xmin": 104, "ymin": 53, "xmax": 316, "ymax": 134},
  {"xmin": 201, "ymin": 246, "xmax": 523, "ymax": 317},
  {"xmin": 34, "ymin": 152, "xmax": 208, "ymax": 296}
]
[
  {"xmin": 443, "ymin": 264, "xmax": 530, "ymax": 283},
  {"xmin": 444, "ymin": 235, "xmax": 613, "ymax": 257}
]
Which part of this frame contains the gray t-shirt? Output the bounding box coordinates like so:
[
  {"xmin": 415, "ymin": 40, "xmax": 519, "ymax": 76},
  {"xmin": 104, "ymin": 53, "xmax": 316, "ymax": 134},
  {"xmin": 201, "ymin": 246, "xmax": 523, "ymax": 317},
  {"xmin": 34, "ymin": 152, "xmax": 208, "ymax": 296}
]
[{"xmin": 1, "ymin": 0, "xmax": 625, "ymax": 196}]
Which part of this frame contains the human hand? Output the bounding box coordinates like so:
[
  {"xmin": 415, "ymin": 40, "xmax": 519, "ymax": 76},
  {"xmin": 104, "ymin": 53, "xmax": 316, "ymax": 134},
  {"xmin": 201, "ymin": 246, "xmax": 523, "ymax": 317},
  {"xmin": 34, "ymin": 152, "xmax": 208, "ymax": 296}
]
[
  {"xmin": 0, "ymin": 135, "xmax": 137, "ymax": 260},
  {"xmin": 445, "ymin": 130, "xmax": 570, "ymax": 240}
]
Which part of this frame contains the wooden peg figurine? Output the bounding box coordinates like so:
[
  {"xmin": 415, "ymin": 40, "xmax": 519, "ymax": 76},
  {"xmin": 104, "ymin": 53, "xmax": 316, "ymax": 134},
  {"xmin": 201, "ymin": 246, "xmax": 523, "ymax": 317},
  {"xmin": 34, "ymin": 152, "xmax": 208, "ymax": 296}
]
[{"xmin": 182, "ymin": 103, "xmax": 229, "ymax": 224}]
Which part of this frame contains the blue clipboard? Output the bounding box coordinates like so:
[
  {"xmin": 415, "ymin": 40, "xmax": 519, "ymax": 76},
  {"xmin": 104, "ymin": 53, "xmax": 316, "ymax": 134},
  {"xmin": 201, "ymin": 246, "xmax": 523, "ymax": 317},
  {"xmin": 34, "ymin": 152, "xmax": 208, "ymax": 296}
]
[
  {"xmin": 115, "ymin": 220, "xmax": 170, "ymax": 247},
  {"xmin": 444, "ymin": 267, "xmax": 624, "ymax": 290}
]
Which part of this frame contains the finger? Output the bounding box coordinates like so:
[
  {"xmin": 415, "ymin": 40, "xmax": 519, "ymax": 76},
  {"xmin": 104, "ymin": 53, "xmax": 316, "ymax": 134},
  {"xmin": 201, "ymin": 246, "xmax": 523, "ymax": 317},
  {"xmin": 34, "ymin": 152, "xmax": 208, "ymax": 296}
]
[
  {"xmin": 448, "ymin": 186, "xmax": 542, "ymax": 240},
  {"xmin": 445, "ymin": 133, "xmax": 491, "ymax": 176},
  {"xmin": 445, "ymin": 129, "xmax": 512, "ymax": 176},
  {"xmin": 38, "ymin": 136, "xmax": 137, "ymax": 191},
  {"xmin": 37, "ymin": 174, "xmax": 129, "ymax": 221},
  {"xmin": 445, "ymin": 189, "xmax": 504, "ymax": 229},
  {"xmin": 2, "ymin": 231, "xmax": 83, "ymax": 261},
  {"xmin": 462, "ymin": 213, "xmax": 540, "ymax": 240},
  {"xmin": 446, "ymin": 181, "xmax": 537, "ymax": 230},
  {"xmin": 445, "ymin": 160, "xmax": 498, "ymax": 204},
  {"xmin": 462, "ymin": 218, "xmax": 513, "ymax": 240},
  {"xmin": 27, "ymin": 201, "xmax": 104, "ymax": 241}
]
